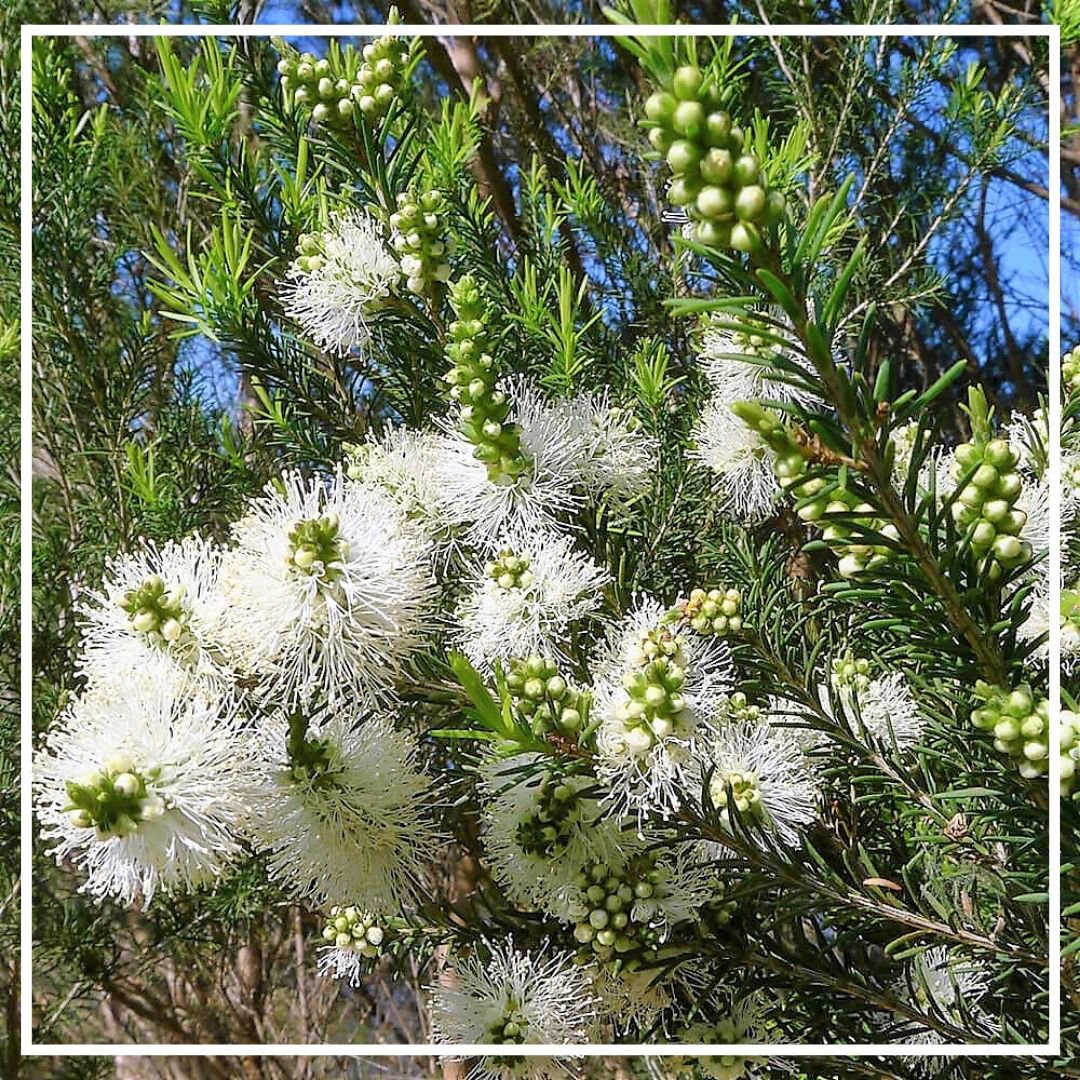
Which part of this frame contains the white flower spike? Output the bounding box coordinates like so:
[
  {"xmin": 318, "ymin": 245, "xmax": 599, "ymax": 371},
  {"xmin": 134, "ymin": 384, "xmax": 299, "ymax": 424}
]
[
  {"xmin": 211, "ymin": 470, "xmax": 434, "ymax": 706},
  {"xmin": 280, "ymin": 209, "xmax": 400, "ymax": 356},
  {"xmin": 34, "ymin": 663, "xmax": 252, "ymax": 905}
]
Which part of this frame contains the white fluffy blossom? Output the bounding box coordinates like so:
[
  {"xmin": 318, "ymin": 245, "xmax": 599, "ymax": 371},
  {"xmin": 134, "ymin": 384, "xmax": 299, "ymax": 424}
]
[
  {"xmin": 432, "ymin": 387, "xmax": 586, "ymax": 550},
  {"xmin": 706, "ymin": 720, "xmax": 820, "ymax": 847},
  {"xmin": 837, "ymin": 672, "xmax": 925, "ymax": 754},
  {"xmin": 561, "ymin": 391, "xmax": 656, "ymax": 500},
  {"xmin": 457, "ymin": 531, "xmax": 607, "ymax": 670},
  {"xmin": 76, "ymin": 534, "xmax": 226, "ymax": 690},
  {"xmin": 889, "ymin": 946, "xmax": 997, "ymax": 1045},
  {"xmin": 34, "ymin": 663, "xmax": 252, "ymax": 904},
  {"xmin": 593, "ymin": 598, "xmax": 733, "ymax": 820},
  {"xmin": 478, "ymin": 754, "xmax": 628, "ymax": 918},
  {"xmin": 280, "ymin": 209, "xmax": 399, "ymax": 355},
  {"xmin": 246, "ymin": 709, "xmax": 439, "ymax": 909},
  {"xmin": 689, "ymin": 319, "xmax": 819, "ymax": 524},
  {"xmin": 210, "ymin": 471, "xmax": 433, "ymax": 706},
  {"xmin": 346, "ymin": 426, "xmax": 453, "ymax": 538},
  {"xmin": 689, "ymin": 401, "xmax": 779, "ymax": 524},
  {"xmin": 674, "ymin": 993, "xmax": 774, "ymax": 1080},
  {"xmin": 431, "ymin": 942, "xmax": 599, "ymax": 1057}
]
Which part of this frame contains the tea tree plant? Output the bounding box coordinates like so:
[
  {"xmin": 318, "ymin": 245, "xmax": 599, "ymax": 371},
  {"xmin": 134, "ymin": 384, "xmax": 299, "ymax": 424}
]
[{"xmin": 29, "ymin": 9, "xmax": 1052, "ymax": 1069}]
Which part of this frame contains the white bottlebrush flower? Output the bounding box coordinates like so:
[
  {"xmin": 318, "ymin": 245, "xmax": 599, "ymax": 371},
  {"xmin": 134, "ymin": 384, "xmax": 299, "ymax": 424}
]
[
  {"xmin": 689, "ymin": 400, "xmax": 779, "ymax": 524},
  {"xmin": 1005, "ymin": 406, "xmax": 1047, "ymax": 478},
  {"xmin": 245, "ymin": 709, "xmax": 439, "ymax": 910},
  {"xmin": 432, "ymin": 381, "xmax": 586, "ymax": 549},
  {"xmin": 457, "ymin": 531, "xmax": 607, "ymax": 670},
  {"xmin": 561, "ymin": 391, "xmax": 656, "ymax": 500},
  {"xmin": 478, "ymin": 753, "xmax": 629, "ymax": 918},
  {"xmin": 431, "ymin": 942, "xmax": 599, "ymax": 1056},
  {"xmin": 211, "ymin": 471, "xmax": 433, "ymax": 706},
  {"xmin": 76, "ymin": 534, "xmax": 226, "ymax": 690},
  {"xmin": 316, "ymin": 906, "xmax": 391, "ymax": 987},
  {"xmin": 1016, "ymin": 474, "xmax": 1049, "ymax": 559},
  {"xmin": 1017, "ymin": 579, "xmax": 1052, "ymax": 664},
  {"xmin": 345, "ymin": 427, "xmax": 449, "ymax": 520},
  {"xmin": 706, "ymin": 720, "xmax": 820, "ymax": 848},
  {"xmin": 34, "ymin": 664, "xmax": 251, "ymax": 904},
  {"xmin": 888, "ymin": 946, "xmax": 997, "ymax": 1045},
  {"xmin": 836, "ymin": 671, "xmax": 925, "ymax": 754},
  {"xmin": 280, "ymin": 209, "xmax": 399, "ymax": 355},
  {"xmin": 697, "ymin": 319, "xmax": 818, "ymax": 409},
  {"xmin": 674, "ymin": 993, "xmax": 774, "ymax": 1080},
  {"xmin": 593, "ymin": 598, "xmax": 733, "ymax": 820}
]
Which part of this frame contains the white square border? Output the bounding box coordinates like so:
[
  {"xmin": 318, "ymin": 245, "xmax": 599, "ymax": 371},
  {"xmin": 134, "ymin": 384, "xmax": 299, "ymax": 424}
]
[{"xmin": 19, "ymin": 18, "xmax": 1062, "ymax": 1059}]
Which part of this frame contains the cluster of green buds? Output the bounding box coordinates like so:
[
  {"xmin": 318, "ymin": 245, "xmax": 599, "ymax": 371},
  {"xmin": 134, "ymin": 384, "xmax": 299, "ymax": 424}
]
[
  {"xmin": 487, "ymin": 548, "xmax": 535, "ymax": 593},
  {"xmin": 571, "ymin": 857, "xmax": 667, "ymax": 962},
  {"xmin": 950, "ymin": 388, "xmax": 1030, "ymax": 577},
  {"xmin": 682, "ymin": 586, "xmax": 743, "ymax": 636},
  {"xmin": 1064, "ymin": 588, "xmax": 1080, "ymax": 655},
  {"xmin": 276, "ymin": 18, "xmax": 410, "ymax": 128},
  {"xmin": 505, "ymin": 656, "xmax": 586, "ymax": 736},
  {"xmin": 709, "ymin": 764, "xmax": 766, "ymax": 831},
  {"xmin": 444, "ymin": 275, "xmax": 529, "ymax": 482},
  {"xmin": 830, "ymin": 653, "xmax": 872, "ymax": 695},
  {"xmin": 1064, "ymin": 345, "xmax": 1080, "ymax": 396},
  {"xmin": 732, "ymin": 400, "xmax": 896, "ymax": 576},
  {"xmin": 484, "ymin": 999, "xmax": 531, "ymax": 1046},
  {"xmin": 321, "ymin": 906, "xmax": 390, "ymax": 959},
  {"xmin": 615, "ymin": 623, "xmax": 691, "ymax": 754},
  {"xmin": 389, "ymin": 189, "xmax": 453, "ymax": 297},
  {"xmin": 642, "ymin": 64, "xmax": 785, "ymax": 251},
  {"xmin": 720, "ymin": 691, "xmax": 761, "ymax": 726},
  {"xmin": 676, "ymin": 1023, "xmax": 760, "ymax": 1080},
  {"xmin": 287, "ymin": 513, "xmax": 349, "ymax": 580},
  {"xmin": 514, "ymin": 768, "xmax": 583, "ymax": 858},
  {"xmin": 119, "ymin": 573, "xmax": 190, "ymax": 649},
  {"xmin": 64, "ymin": 753, "xmax": 165, "ymax": 840},
  {"xmin": 1062, "ymin": 711, "xmax": 1080, "ymax": 800},
  {"xmin": 970, "ymin": 681, "xmax": 1050, "ymax": 779},
  {"xmin": 292, "ymin": 231, "xmax": 326, "ymax": 274},
  {"xmin": 699, "ymin": 876, "xmax": 739, "ymax": 934}
]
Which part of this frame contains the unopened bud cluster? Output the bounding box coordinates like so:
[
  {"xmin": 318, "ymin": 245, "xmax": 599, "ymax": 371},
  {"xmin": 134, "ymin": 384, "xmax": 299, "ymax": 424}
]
[
  {"xmin": 683, "ymin": 586, "xmax": 742, "ymax": 636},
  {"xmin": 120, "ymin": 573, "xmax": 190, "ymax": 648},
  {"xmin": 322, "ymin": 906, "xmax": 388, "ymax": 958},
  {"xmin": 970, "ymin": 681, "xmax": 1049, "ymax": 778},
  {"xmin": 1062, "ymin": 711, "xmax": 1080, "ymax": 799},
  {"xmin": 514, "ymin": 769, "xmax": 581, "ymax": 858},
  {"xmin": 293, "ymin": 231, "xmax": 326, "ymax": 274},
  {"xmin": 570, "ymin": 858, "xmax": 666, "ymax": 962},
  {"xmin": 277, "ymin": 31, "xmax": 409, "ymax": 128},
  {"xmin": 1064, "ymin": 346, "xmax": 1080, "ymax": 396},
  {"xmin": 721, "ymin": 691, "xmax": 761, "ymax": 726},
  {"xmin": 831, "ymin": 653, "xmax": 871, "ymax": 695},
  {"xmin": 505, "ymin": 656, "xmax": 585, "ymax": 736},
  {"xmin": 487, "ymin": 548, "xmax": 534, "ymax": 592},
  {"xmin": 643, "ymin": 64, "xmax": 785, "ymax": 251},
  {"xmin": 709, "ymin": 764, "xmax": 765, "ymax": 830},
  {"xmin": 615, "ymin": 624, "xmax": 691, "ymax": 754},
  {"xmin": 732, "ymin": 400, "xmax": 896, "ymax": 576},
  {"xmin": 288, "ymin": 513, "xmax": 348, "ymax": 579},
  {"xmin": 444, "ymin": 275, "xmax": 528, "ymax": 482},
  {"xmin": 390, "ymin": 189, "xmax": 453, "ymax": 296},
  {"xmin": 64, "ymin": 753, "xmax": 165, "ymax": 839},
  {"xmin": 951, "ymin": 437, "xmax": 1029, "ymax": 576},
  {"xmin": 700, "ymin": 876, "xmax": 739, "ymax": 932},
  {"xmin": 485, "ymin": 1003, "xmax": 531, "ymax": 1045}
]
